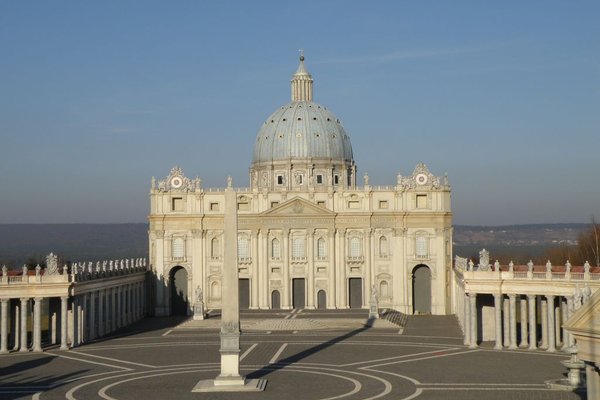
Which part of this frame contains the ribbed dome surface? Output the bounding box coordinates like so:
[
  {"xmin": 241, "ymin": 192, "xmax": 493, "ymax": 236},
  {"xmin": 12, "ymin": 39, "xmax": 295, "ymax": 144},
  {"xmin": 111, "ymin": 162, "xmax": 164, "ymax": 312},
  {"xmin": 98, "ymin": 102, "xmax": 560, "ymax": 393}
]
[{"xmin": 252, "ymin": 101, "xmax": 353, "ymax": 164}]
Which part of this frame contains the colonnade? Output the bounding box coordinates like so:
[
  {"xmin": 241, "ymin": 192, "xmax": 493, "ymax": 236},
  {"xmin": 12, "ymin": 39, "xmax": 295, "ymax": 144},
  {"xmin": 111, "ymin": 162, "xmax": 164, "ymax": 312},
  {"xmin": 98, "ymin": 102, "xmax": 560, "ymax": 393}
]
[
  {"xmin": 463, "ymin": 292, "xmax": 573, "ymax": 352},
  {"xmin": 0, "ymin": 280, "xmax": 146, "ymax": 353}
]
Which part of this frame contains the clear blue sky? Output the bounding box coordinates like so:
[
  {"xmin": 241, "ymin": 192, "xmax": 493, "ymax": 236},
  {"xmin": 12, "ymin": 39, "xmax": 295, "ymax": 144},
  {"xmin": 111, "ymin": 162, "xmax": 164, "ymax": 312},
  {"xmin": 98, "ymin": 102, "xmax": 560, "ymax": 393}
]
[{"xmin": 1, "ymin": 1, "xmax": 598, "ymax": 225}]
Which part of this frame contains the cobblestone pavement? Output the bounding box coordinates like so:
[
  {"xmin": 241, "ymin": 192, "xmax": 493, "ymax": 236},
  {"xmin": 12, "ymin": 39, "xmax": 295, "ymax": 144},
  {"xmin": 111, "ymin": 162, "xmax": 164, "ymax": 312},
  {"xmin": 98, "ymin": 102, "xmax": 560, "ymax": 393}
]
[{"xmin": 0, "ymin": 310, "xmax": 586, "ymax": 400}]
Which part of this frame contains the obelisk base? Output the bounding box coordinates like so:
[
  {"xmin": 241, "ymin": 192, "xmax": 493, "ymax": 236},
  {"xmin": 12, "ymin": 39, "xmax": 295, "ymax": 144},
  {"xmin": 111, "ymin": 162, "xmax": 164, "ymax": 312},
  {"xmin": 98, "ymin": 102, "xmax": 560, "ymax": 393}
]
[{"xmin": 192, "ymin": 378, "xmax": 267, "ymax": 392}]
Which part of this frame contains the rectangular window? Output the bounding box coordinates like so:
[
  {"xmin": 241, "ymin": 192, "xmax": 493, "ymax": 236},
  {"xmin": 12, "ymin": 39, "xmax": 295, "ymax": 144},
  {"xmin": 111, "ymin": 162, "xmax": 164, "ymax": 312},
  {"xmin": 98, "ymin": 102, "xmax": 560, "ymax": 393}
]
[
  {"xmin": 334, "ymin": 175, "xmax": 339, "ymax": 185},
  {"xmin": 172, "ymin": 197, "xmax": 183, "ymax": 211},
  {"xmin": 277, "ymin": 175, "xmax": 284, "ymax": 185},
  {"xmin": 317, "ymin": 200, "xmax": 326, "ymax": 207},
  {"xmin": 172, "ymin": 237, "xmax": 184, "ymax": 259},
  {"xmin": 292, "ymin": 237, "xmax": 305, "ymax": 259},
  {"xmin": 349, "ymin": 237, "xmax": 362, "ymax": 257},
  {"xmin": 348, "ymin": 200, "xmax": 360, "ymax": 209},
  {"xmin": 238, "ymin": 238, "xmax": 250, "ymax": 259},
  {"xmin": 271, "ymin": 201, "xmax": 279, "ymax": 208},
  {"xmin": 210, "ymin": 202, "xmax": 220, "ymax": 211},
  {"xmin": 416, "ymin": 194, "xmax": 427, "ymax": 209},
  {"xmin": 316, "ymin": 174, "xmax": 323, "ymax": 184},
  {"xmin": 379, "ymin": 200, "xmax": 388, "ymax": 209},
  {"xmin": 238, "ymin": 202, "xmax": 250, "ymax": 211},
  {"xmin": 416, "ymin": 236, "xmax": 428, "ymax": 257}
]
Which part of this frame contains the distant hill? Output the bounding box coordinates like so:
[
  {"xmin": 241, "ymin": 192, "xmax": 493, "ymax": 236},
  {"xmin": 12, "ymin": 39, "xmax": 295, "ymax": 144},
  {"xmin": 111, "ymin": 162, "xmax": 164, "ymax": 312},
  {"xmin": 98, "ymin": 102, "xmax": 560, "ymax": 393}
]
[
  {"xmin": 0, "ymin": 222, "xmax": 590, "ymax": 268},
  {"xmin": 453, "ymin": 223, "xmax": 589, "ymax": 264},
  {"xmin": 0, "ymin": 224, "xmax": 148, "ymax": 266}
]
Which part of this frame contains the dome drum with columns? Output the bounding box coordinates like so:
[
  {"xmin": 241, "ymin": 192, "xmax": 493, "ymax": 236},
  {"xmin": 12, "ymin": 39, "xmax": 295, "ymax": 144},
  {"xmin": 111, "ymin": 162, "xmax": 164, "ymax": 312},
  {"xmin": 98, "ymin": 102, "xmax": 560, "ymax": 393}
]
[{"xmin": 148, "ymin": 55, "xmax": 453, "ymax": 317}]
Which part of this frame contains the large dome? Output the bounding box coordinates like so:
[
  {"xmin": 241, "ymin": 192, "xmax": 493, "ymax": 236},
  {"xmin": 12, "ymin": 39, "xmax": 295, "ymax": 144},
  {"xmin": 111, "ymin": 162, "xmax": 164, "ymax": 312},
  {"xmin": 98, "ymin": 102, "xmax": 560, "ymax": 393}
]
[
  {"xmin": 252, "ymin": 100, "xmax": 353, "ymax": 164},
  {"xmin": 249, "ymin": 54, "xmax": 357, "ymax": 191}
]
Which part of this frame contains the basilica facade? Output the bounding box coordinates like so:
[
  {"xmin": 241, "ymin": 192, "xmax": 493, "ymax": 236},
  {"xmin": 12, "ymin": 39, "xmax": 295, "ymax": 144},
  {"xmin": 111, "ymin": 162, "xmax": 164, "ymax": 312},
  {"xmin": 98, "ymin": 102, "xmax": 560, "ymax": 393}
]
[{"xmin": 148, "ymin": 56, "xmax": 453, "ymax": 316}]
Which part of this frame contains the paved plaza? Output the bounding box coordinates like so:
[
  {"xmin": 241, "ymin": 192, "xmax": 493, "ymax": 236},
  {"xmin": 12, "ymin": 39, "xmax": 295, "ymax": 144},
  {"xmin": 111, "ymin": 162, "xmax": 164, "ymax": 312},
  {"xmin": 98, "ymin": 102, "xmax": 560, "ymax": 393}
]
[{"xmin": 0, "ymin": 310, "xmax": 585, "ymax": 399}]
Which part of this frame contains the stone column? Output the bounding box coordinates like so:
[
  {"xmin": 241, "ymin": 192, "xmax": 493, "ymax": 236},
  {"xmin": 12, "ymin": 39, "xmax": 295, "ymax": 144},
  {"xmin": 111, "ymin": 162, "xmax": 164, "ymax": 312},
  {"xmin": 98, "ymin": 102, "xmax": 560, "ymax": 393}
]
[
  {"xmin": 116, "ymin": 286, "xmax": 122, "ymax": 329},
  {"xmin": 60, "ymin": 296, "xmax": 68, "ymax": 350},
  {"xmin": 493, "ymin": 294, "xmax": 503, "ymax": 350},
  {"xmin": 258, "ymin": 230, "xmax": 268, "ymax": 309},
  {"xmin": 132, "ymin": 283, "xmax": 138, "ymax": 321},
  {"xmin": 71, "ymin": 296, "xmax": 79, "ymax": 347},
  {"xmin": 555, "ymin": 299, "xmax": 562, "ymax": 348},
  {"xmin": 89, "ymin": 291, "xmax": 96, "ymax": 340},
  {"xmin": 528, "ymin": 295, "xmax": 537, "ymax": 350},
  {"xmin": 32, "ymin": 297, "xmax": 42, "ymax": 352},
  {"xmin": 364, "ymin": 229, "xmax": 372, "ymax": 308},
  {"xmin": 307, "ymin": 229, "xmax": 315, "ymax": 309},
  {"xmin": 12, "ymin": 301, "xmax": 20, "ymax": 351},
  {"xmin": 463, "ymin": 292, "xmax": 470, "ymax": 346},
  {"xmin": 586, "ymin": 363, "xmax": 600, "ymax": 400},
  {"xmin": 282, "ymin": 229, "xmax": 290, "ymax": 309},
  {"xmin": 251, "ymin": 230, "xmax": 260, "ymax": 309},
  {"xmin": 111, "ymin": 287, "xmax": 117, "ymax": 332},
  {"xmin": 503, "ymin": 296, "xmax": 510, "ymax": 347},
  {"xmin": 541, "ymin": 298, "xmax": 548, "ymax": 349},
  {"xmin": 546, "ymin": 295, "xmax": 556, "ymax": 352},
  {"xmin": 327, "ymin": 230, "xmax": 336, "ymax": 309},
  {"xmin": 98, "ymin": 290, "xmax": 104, "ymax": 337},
  {"xmin": 469, "ymin": 293, "xmax": 477, "ymax": 349},
  {"xmin": 1, "ymin": 299, "xmax": 8, "ymax": 353},
  {"xmin": 565, "ymin": 296, "xmax": 574, "ymax": 348},
  {"xmin": 519, "ymin": 296, "xmax": 528, "ymax": 348},
  {"xmin": 339, "ymin": 229, "xmax": 347, "ymax": 308},
  {"xmin": 19, "ymin": 298, "xmax": 29, "ymax": 352},
  {"xmin": 508, "ymin": 294, "xmax": 517, "ymax": 349}
]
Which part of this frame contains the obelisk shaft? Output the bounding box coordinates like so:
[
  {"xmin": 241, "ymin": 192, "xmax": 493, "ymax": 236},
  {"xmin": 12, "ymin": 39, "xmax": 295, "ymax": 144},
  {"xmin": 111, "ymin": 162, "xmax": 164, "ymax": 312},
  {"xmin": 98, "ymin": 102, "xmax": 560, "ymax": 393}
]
[{"xmin": 216, "ymin": 186, "xmax": 244, "ymax": 384}]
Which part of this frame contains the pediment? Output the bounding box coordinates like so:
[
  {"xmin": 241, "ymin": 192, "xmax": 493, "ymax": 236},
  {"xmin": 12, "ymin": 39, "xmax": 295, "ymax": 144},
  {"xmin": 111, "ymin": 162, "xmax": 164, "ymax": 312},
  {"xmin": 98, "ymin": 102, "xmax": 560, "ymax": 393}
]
[
  {"xmin": 261, "ymin": 197, "xmax": 335, "ymax": 217},
  {"xmin": 564, "ymin": 289, "xmax": 600, "ymax": 336}
]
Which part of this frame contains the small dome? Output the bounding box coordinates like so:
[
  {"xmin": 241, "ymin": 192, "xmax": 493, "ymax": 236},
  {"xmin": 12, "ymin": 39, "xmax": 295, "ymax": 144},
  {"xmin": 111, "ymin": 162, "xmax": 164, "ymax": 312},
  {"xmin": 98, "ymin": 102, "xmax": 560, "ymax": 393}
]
[{"xmin": 252, "ymin": 101, "xmax": 353, "ymax": 164}]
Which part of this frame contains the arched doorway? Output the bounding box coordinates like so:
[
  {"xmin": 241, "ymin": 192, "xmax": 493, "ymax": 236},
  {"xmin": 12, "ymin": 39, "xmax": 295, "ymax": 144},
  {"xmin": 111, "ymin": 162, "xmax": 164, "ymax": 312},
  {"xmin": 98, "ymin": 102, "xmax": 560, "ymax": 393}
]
[
  {"xmin": 271, "ymin": 290, "xmax": 281, "ymax": 309},
  {"xmin": 317, "ymin": 290, "xmax": 327, "ymax": 309},
  {"xmin": 412, "ymin": 265, "xmax": 431, "ymax": 314},
  {"xmin": 170, "ymin": 266, "xmax": 188, "ymax": 316}
]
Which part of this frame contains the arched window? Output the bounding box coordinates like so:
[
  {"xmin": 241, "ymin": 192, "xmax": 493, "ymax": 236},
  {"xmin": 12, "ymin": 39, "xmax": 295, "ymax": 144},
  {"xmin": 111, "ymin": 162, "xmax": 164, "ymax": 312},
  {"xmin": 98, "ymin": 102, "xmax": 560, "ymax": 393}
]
[
  {"xmin": 416, "ymin": 235, "xmax": 428, "ymax": 258},
  {"xmin": 380, "ymin": 280, "xmax": 389, "ymax": 298},
  {"xmin": 238, "ymin": 236, "xmax": 250, "ymax": 260},
  {"xmin": 317, "ymin": 237, "xmax": 326, "ymax": 259},
  {"xmin": 271, "ymin": 238, "xmax": 280, "ymax": 259},
  {"xmin": 349, "ymin": 237, "xmax": 361, "ymax": 257},
  {"xmin": 211, "ymin": 237, "xmax": 220, "ymax": 259},
  {"xmin": 378, "ymin": 236, "xmax": 388, "ymax": 257},
  {"xmin": 172, "ymin": 237, "xmax": 185, "ymax": 260},
  {"xmin": 292, "ymin": 236, "xmax": 305, "ymax": 259}
]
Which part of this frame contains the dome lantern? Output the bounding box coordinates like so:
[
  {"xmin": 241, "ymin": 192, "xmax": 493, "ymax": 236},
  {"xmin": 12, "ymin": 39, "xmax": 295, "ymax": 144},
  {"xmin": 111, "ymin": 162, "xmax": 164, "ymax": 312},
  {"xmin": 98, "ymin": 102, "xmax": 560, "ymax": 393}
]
[{"xmin": 291, "ymin": 50, "xmax": 313, "ymax": 102}]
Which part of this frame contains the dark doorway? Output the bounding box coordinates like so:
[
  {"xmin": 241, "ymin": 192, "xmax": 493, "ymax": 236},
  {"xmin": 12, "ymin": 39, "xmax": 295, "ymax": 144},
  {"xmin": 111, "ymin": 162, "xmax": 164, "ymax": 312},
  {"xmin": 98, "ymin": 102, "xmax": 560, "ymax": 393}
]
[
  {"xmin": 239, "ymin": 279, "xmax": 250, "ymax": 310},
  {"xmin": 292, "ymin": 278, "xmax": 305, "ymax": 309},
  {"xmin": 349, "ymin": 278, "xmax": 363, "ymax": 309},
  {"xmin": 271, "ymin": 290, "xmax": 281, "ymax": 309},
  {"xmin": 413, "ymin": 264, "xmax": 432, "ymax": 314},
  {"xmin": 170, "ymin": 266, "xmax": 188, "ymax": 315},
  {"xmin": 317, "ymin": 290, "xmax": 327, "ymax": 309}
]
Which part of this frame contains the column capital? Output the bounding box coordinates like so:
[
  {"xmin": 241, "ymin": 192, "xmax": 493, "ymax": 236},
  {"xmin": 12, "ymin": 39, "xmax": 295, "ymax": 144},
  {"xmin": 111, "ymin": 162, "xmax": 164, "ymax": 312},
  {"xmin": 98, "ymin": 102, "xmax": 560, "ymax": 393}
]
[
  {"xmin": 508, "ymin": 293, "xmax": 516, "ymax": 299},
  {"xmin": 527, "ymin": 294, "xmax": 536, "ymax": 300},
  {"xmin": 34, "ymin": 297, "xmax": 43, "ymax": 302},
  {"xmin": 20, "ymin": 297, "xmax": 29, "ymax": 302},
  {"xmin": 0, "ymin": 298, "xmax": 8, "ymax": 304}
]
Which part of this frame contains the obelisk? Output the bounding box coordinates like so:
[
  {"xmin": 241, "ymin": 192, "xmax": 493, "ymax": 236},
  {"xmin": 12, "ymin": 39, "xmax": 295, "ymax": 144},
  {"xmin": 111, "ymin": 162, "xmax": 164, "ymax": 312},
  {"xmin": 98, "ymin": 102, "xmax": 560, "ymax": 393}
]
[{"xmin": 193, "ymin": 177, "xmax": 266, "ymax": 392}]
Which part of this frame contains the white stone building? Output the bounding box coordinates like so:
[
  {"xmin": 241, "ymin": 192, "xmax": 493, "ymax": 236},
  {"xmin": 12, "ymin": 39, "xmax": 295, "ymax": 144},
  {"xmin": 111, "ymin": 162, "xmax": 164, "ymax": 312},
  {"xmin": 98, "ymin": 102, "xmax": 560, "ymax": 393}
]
[{"xmin": 148, "ymin": 56, "xmax": 453, "ymax": 316}]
